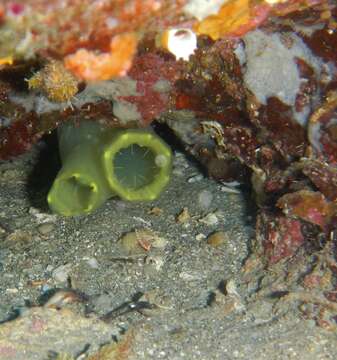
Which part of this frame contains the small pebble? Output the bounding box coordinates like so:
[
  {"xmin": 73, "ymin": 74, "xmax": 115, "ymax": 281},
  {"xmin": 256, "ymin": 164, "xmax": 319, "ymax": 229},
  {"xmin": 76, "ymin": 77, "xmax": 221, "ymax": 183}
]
[
  {"xmin": 172, "ymin": 168, "xmax": 184, "ymax": 176},
  {"xmin": 233, "ymin": 350, "xmax": 240, "ymax": 358},
  {"xmin": 187, "ymin": 174, "xmax": 203, "ymax": 183},
  {"xmin": 195, "ymin": 233, "xmax": 206, "ymax": 241},
  {"xmin": 85, "ymin": 257, "xmax": 99, "ymax": 269},
  {"xmin": 219, "ymin": 181, "xmax": 241, "ymax": 193},
  {"xmin": 206, "ymin": 231, "xmax": 229, "ymax": 247},
  {"xmin": 6, "ymin": 288, "xmax": 19, "ymax": 294},
  {"xmin": 52, "ymin": 263, "xmax": 72, "ymax": 283},
  {"xmin": 144, "ymin": 255, "xmax": 164, "ymax": 271},
  {"xmin": 46, "ymin": 264, "xmax": 54, "ymax": 272},
  {"xmin": 29, "ymin": 207, "xmax": 57, "ymax": 224},
  {"xmin": 41, "ymin": 284, "xmax": 52, "ymax": 293},
  {"xmin": 37, "ymin": 222, "xmax": 55, "ymax": 235},
  {"xmin": 179, "ymin": 271, "xmax": 200, "ymax": 281}
]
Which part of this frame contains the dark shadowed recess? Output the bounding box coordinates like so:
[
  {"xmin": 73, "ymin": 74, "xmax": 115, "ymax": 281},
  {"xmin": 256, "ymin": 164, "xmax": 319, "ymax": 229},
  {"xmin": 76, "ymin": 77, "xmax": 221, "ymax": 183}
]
[{"xmin": 25, "ymin": 131, "xmax": 60, "ymax": 211}]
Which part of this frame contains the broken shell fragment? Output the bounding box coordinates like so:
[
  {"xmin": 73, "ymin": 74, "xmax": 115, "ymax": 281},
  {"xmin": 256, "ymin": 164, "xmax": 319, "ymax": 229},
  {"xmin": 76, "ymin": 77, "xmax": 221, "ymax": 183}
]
[
  {"xmin": 199, "ymin": 212, "xmax": 219, "ymax": 226},
  {"xmin": 176, "ymin": 207, "xmax": 191, "ymax": 224},
  {"xmin": 120, "ymin": 228, "xmax": 167, "ymax": 254}
]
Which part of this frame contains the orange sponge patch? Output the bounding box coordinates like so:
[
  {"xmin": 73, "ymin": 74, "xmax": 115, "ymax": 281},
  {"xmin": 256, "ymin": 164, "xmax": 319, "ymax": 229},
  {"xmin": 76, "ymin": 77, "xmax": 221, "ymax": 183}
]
[
  {"xmin": 194, "ymin": 0, "xmax": 251, "ymax": 40},
  {"xmin": 64, "ymin": 33, "xmax": 138, "ymax": 81}
]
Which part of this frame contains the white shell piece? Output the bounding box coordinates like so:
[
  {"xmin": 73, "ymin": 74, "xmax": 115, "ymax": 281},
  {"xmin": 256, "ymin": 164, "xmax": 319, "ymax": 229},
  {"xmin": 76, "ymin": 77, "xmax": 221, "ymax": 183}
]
[{"xmin": 166, "ymin": 28, "xmax": 197, "ymax": 61}]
